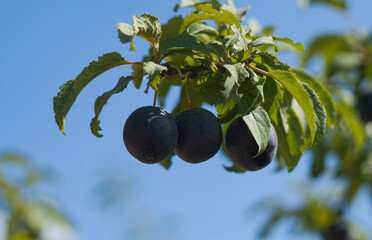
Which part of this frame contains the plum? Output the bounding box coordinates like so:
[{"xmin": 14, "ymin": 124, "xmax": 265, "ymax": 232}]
[
  {"xmin": 175, "ymin": 108, "xmax": 222, "ymax": 163},
  {"xmin": 123, "ymin": 106, "xmax": 178, "ymax": 164},
  {"xmin": 357, "ymin": 91, "xmax": 372, "ymax": 122},
  {"xmin": 324, "ymin": 221, "xmax": 349, "ymax": 240},
  {"xmin": 225, "ymin": 117, "xmax": 278, "ymax": 171}
]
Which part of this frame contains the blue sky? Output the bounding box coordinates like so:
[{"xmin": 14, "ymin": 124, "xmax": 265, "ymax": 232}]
[{"xmin": 1, "ymin": 0, "xmax": 372, "ymax": 239}]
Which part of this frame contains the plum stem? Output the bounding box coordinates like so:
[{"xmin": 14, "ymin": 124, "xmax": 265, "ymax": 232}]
[
  {"xmin": 153, "ymin": 89, "xmax": 158, "ymax": 107},
  {"xmin": 185, "ymin": 79, "xmax": 192, "ymax": 109}
]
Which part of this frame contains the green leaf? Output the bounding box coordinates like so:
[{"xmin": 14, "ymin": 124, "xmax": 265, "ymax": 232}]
[
  {"xmin": 251, "ymin": 36, "xmax": 279, "ymax": 51},
  {"xmin": 131, "ymin": 64, "xmax": 144, "ymax": 89},
  {"xmin": 302, "ymin": 34, "xmax": 351, "ymax": 66},
  {"xmin": 174, "ymin": 0, "xmax": 200, "ymax": 11},
  {"xmin": 269, "ymin": 70, "xmax": 326, "ymax": 149},
  {"xmin": 224, "ymin": 25, "xmax": 249, "ymax": 54},
  {"xmin": 143, "ymin": 62, "xmax": 168, "ymax": 90},
  {"xmin": 117, "ymin": 14, "xmax": 162, "ymax": 48},
  {"xmin": 263, "ymin": 78, "xmax": 304, "ymax": 171},
  {"xmin": 186, "ymin": 23, "xmax": 218, "ymax": 35},
  {"xmin": 223, "ymin": 164, "xmax": 245, "ymax": 173},
  {"xmin": 53, "ymin": 52, "xmax": 129, "ymax": 134},
  {"xmin": 197, "ymin": 72, "xmax": 225, "ymax": 105},
  {"xmin": 161, "ymin": 16, "xmax": 184, "ymax": 41},
  {"xmin": 0, "ymin": 153, "xmax": 27, "ymax": 164},
  {"xmin": 159, "ymin": 33, "xmax": 217, "ymax": 60},
  {"xmin": 180, "ymin": 4, "xmax": 241, "ymax": 33},
  {"xmin": 216, "ymin": 99, "xmax": 236, "ymax": 118},
  {"xmin": 242, "ymin": 106, "xmax": 271, "ymax": 156},
  {"xmin": 302, "ymin": 83, "xmax": 327, "ymax": 148},
  {"xmin": 335, "ymin": 101, "xmax": 365, "ymax": 151},
  {"xmin": 214, "ymin": 63, "xmax": 250, "ymax": 118},
  {"xmin": 292, "ymin": 68, "xmax": 336, "ymax": 126},
  {"xmin": 284, "ymin": 109, "xmax": 305, "ymax": 170},
  {"xmin": 273, "ymin": 37, "xmax": 305, "ymax": 51},
  {"xmin": 308, "ymin": 0, "xmax": 347, "ymax": 11},
  {"xmin": 222, "ymin": 63, "xmax": 249, "ymax": 101},
  {"xmin": 90, "ymin": 76, "xmax": 133, "ymax": 137}
]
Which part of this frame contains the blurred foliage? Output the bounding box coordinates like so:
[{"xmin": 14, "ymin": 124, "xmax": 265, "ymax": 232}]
[
  {"xmin": 258, "ymin": 0, "xmax": 372, "ymax": 239},
  {"xmin": 260, "ymin": 188, "xmax": 367, "ymax": 240},
  {"xmin": 306, "ymin": 0, "xmax": 347, "ymax": 11},
  {"xmin": 0, "ymin": 152, "xmax": 75, "ymax": 240}
]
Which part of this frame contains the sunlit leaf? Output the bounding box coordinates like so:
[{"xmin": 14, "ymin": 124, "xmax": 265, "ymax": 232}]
[
  {"xmin": 292, "ymin": 69, "xmax": 336, "ymax": 126},
  {"xmin": 269, "ymin": 70, "xmax": 326, "ymax": 149},
  {"xmin": 180, "ymin": 4, "xmax": 241, "ymax": 33},
  {"xmin": 273, "ymin": 37, "xmax": 305, "ymax": 51}
]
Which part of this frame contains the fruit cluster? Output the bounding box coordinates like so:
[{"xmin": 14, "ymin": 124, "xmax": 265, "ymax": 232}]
[{"xmin": 123, "ymin": 106, "xmax": 278, "ymax": 171}]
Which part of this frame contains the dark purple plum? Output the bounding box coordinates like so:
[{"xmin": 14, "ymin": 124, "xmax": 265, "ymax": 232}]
[
  {"xmin": 175, "ymin": 108, "xmax": 222, "ymax": 163},
  {"xmin": 324, "ymin": 221, "xmax": 349, "ymax": 240},
  {"xmin": 225, "ymin": 117, "xmax": 278, "ymax": 171},
  {"xmin": 357, "ymin": 91, "xmax": 372, "ymax": 122},
  {"xmin": 123, "ymin": 106, "xmax": 178, "ymax": 164}
]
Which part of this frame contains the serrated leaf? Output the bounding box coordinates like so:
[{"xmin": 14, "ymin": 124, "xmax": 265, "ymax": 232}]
[
  {"xmin": 117, "ymin": 14, "xmax": 162, "ymax": 49},
  {"xmin": 90, "ymin": 76, "xmax": 133, "ymax": 137},
  {"xmin": 143, "ymin": 62, "xmax": 167, "ymax": 90},
  {"xmin": 301, "ymin": 83, "xmax": 327, "ymax": 148},
  {"xmin": 224, "ymin": 25, "xmax": 249, "ymax": 54},
  {"xmin": 251, "ymin": 36, "xmax": 279, "ymax": 51},
  {"xmin": 268, "ymin": 70, "xmax": 326, "ymax": 149},
  {"xmin": 159, "ymin": 33, "xmax": 217, "ymax": 60},
  {"xmin": 53, "ymin": 52, "xmax": 129, "ymax": 134},
  {"xmin": 335, "ymin": 101, "xmax": 365, "ymax": 151},
  {"xmin": 292, "ymin": 69, "xmax": 336, "ymax": 126},
  {"xmin": 222, "ymin": 63, "xmax": 249, "ymax": 101},
  {"xmin": 273, "ymin": 37, "xmax": 305, "ymax": 51},
  {"xmin": 180, "ymin": 4, "xmax": 241, "ymax": 33},
  {"xmin": 242, "ymin": 106, "xmax": 271, "ymax": 156}
]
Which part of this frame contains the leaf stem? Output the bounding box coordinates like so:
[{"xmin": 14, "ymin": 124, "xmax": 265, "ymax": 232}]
[
  {"xmin": 127, "ymin": 61, "xmax": 145, "ymax": 65},
  {"xmin": 247, "ymin": 63, "xmax": 270, "ymax": 77},
  {"xmin": 167, "ymin": 62, "xmax": 185, "ymax": 80}
]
